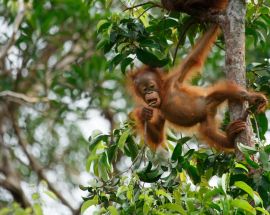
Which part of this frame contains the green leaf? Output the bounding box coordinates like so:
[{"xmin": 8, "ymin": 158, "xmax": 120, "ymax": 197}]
[
  {"xmin": 139, "ymin": 39, "xmax": 160, "ymax": 49},
  {"xmin": 244, "ymin": 153, "xmax": 260, "ymax": 169},
  {"xmin": 136, "ymin": 49, "xmax": 169, "ymax": 68},
  {"xmin": 183, "ymin": 149, "xmax": 195, "ymax": 160},
  {"xmin": 171, "ymin": 143, "xmax": 182, "ymax": 161},
  {"xmin": 255, "ymin": 207, "xmax": 270, "ymax": 215},
  {"xmin": 221, "ymin": 173, "xmax": 229, "ymax": 194},
  {"xmin": 89, "ymin": 134, "xmax": 109, "ymax": 151},
  {"xmin": 86, "ymin": 154, "xmax": 99, "ymax": 172},
  {"xmin": 32, "ymin": 193, "xmax": 40, "ymax": 201},
  {"xmin": 203, "ymin": 188, "xmax": 222, "ymax": 202},
  {"xmin": 96, "ymin": 39, "xmax": 109, "ymax": 50},
  {"xmin": 260, "ymin": 151, "xmax": 270, "ymax": 171},
  {"xmin": 79, "ymin": 185, "xmax": 88, "ymax": 191},
  {"xmin": 264, "ymin": 145, "xmax": 270, "ymax": 154},
  {"xmin": 81, "ymin": 196, "xmax": 98, "ymax": 214},
  {"xmin": 125, "ymin": 136, "xmax": 139, "ymax": 160},
  {"xmin": 159, "ymin": 18, "xmax": 179, "ymax": 29},
  {"xmin": 121, "ymin": 57, "xmax": 133, "ymax": 73},
  {"xmin": 99, "ymin": 153, "xmax": 110, "ymax": 181},
  {"xmin": 255, "ymin": 113, "xmax": 268, "ymax": 139},
  {"xmin": 156, "ymin": 189, "xmax": 172, "ymax": 202},
  {"xmin": 143, "ymin": 202, "xmax": 150, "ymax": 215},
  {"xmin": 208, "ymin": 202, "xmax": 221, "ymax": 212},
  {"xmin": 118, "ymin": 130, "xmax": 129, "ymax": 151},
  {"xmin": 105, "ymin": 0, "xmax": 112, "ymax": 8},
  {"xmin": 222, "ymin": 199, "xmax": 230, "ymax": 215},
  {"xmin": 161, "ymin": 203, "xmax": 187, "ymax": 215},
  {"xmin": 93, "ymin": 160, "xmax": 99, "ymax": 176},
  {"xmin": 126, "ymin": 187, "xmax": 133, "ymax": 201},
  {"xmin": 261, "ymin": 14, "xmax": 270, "ymax": 25},
  {"xmin": 33, "ymin": 203, "xmax": 43, "ymax": 215},
  {"xmin": 184, "ymin": 164, "xmax": 200, "ymax": 184},
  {"xmin": 246, "ymin": 27, "xmax": 259, "ymax": 46},
  {"xmin": 254, "ymin": 20, "xmax": 269, "ymax": 35},
  {"xmin": 44, "ymin": 191, "xmax": 58, "ymax": 200},
  {"xmin": 260, "ymin": 6, "xmax": 270, "ymax": 15},
  {"xmin": 107, "ymin": 143, "xmax": 118, "ymax": 163},
  {"xmin": 256, "ymin": 29, "xmax": 266, "ymax": 44},
  {"xmin": 178, "ymin": 136, "xmax": 191, "ymax": 145},
  {"xmin": 110, "ymin": 53, "xmax": 124, "ymax": 70},
  {"xmin": 97, "ymin": 20, "xmax": 111, "ymax": 33},
  {"xmin": 237, "ymin": 143, "xmax": 257, "ymax": 155},
  {"xmin": 108, "ymin": 206, "xmax": 118, "ymax": 215},
  {"xmin": 231, "ymin": 199, "xmax": 256, "ymax": 214},
  {"xmin": 116, "ymin": 186, "xmax": 128, "ymax": 197},
  {"xmin": 110, "ymin": 30, "xmax": 118, "ymax": 43},
  {"xmin": 104, "ymin": 41, "xmax": 114, "ymax": 54},
  {"xmin": 234, "ymin": 181, "xmax": 262, "ymax": 205},
  {"xmin": 137, "ymin": 163, "xmax": 163, "ymax": 183},
  {"xmin": 0, "ymin": 208, "xmax": 11, "ymax": 215},
  {"xmin": 143, "ymin": 162, "xmax": 153, "ymax": 172},
  {"xmin": 235, "ymin": 163, "xmax": 249, "ymax": 172}
]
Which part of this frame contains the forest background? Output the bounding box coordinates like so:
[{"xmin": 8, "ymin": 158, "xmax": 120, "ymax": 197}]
[{"xmin": 0, "ymin": 0, "xmax": 270, "ymax": 214}]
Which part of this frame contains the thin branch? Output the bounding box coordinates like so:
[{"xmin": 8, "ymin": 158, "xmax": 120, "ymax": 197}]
[
  {"xmin": 123, "ymin": 1, "xmax": 162, "ymax": 11},
  {"xmin": 0, "ymin": 178, "xmax": 31, "ymax": 208},
  {"xmin": 251, "ymin": 113, "xmax": 261, "ymax": 143},
  {"xmin": 0, "ymin": 131, "xmax": 31, "ymax": 208},
  {"xmin": 9, "ymin": 111, "xmax": 77, "ymax": 213},
  {"xmin": 107, "ymin": 144, "xmax": 146, "ymax": 182},
  {"xmin": 0, "ymin": 0, "xmax": 26, "ymax": 60},
  {"xmin": 0, "ymin": 91, "xmax": 49, "ymax": 104},
  {"xmin": 173, "ymin": 19, "xmax": 197, "ymax": 65},
  {"xmin": 138, "ymin": 5, "xmax": 157, "ymax": 18}
]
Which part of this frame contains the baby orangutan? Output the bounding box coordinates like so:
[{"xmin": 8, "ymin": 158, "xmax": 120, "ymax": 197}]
[{"xmin": 129, "ymin": 26, "xmax": 267, "ymax": 151}]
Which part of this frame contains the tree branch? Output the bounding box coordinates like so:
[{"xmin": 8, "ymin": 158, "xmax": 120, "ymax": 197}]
[
  {"xmin": 9, "ymin": 111, "xmax": 78, "ymax": 213},
  {"xmin": 0, "ymin": 91, "xmax": 49, "ymax": 104},
  {"xmin": 221, "ymin": 0, "xmax": 253, "ymax": 154},
  {"xmin": 173, "ymin": 18, "xmax": 197, "ymax": 65},
  {"xmin": 122, "ymin": 1, "xmax": 162, "ymax": 11},
  {"xmin": 0, "ymin": 178, "xmax": 31, "ymax": 208},
  {"xmin": 0, "ymin": 0, "xmax": 26, "ymax": 60},
  {"xmin": 0, "ymin": 131, "xmax": 31, "ymax": 208}
]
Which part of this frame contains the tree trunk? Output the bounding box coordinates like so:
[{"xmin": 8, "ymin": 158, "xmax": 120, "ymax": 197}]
[{"xmin": 221, "ymin": 0, "xmax": 253, "ymax": 154}]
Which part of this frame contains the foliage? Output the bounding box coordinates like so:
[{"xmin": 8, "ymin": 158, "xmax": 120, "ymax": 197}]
[
  {"xmin": 97, "ymin": 1, "xmax": 270, "ymax": 74},
  {"xmin": 0, "ymin": 203, "xmax": 32, "ymax": 215},
  {"xmin": 81, "ymin": 124, "xmax": 270, "ymax": 214},
  {"xmin": 0, "ymin": 0, "xmax": 125, "ymax": 213}
]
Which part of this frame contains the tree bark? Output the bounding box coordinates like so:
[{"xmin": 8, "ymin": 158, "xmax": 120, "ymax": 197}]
[
  {"xmin": 221, "ymin": 0, "xmax": 253, "ymax": 153},
  {"xmin": 0, "ymin": 129, "xmax": 31, "ymax": 208}
]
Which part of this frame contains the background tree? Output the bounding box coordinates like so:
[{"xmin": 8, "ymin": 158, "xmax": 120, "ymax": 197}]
[{"xmin": 0, "ymin": 0, "xmax": 269, "ymax": 214}]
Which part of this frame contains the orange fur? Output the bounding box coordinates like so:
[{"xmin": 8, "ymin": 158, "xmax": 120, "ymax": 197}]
[
  {"xmin": 161, "ymin": 0, "xmax": 228, "ymax": 12},
  {"xmin": 128, "ymin": 25, "xmax": 268, "ymax": 151}
]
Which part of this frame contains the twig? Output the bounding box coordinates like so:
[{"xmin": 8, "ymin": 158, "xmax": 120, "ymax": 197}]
[
  {"xmin": 173, "ymin": 19, "xmax": 197, "ymax": 65},
  {"xmin": 251, "ymin": 112, "xmax": 261, "ymax": 143},
  {"xmin": 0, "ymin": 178, "xmax": 31, "ymax": 208},
  {"xmin": 108, "ymin": 144, "xmax": 146, "ymax": 181},
  {"xmin": 0, "ymin": 90, "xmax": 49, "ymax": 104},
  {"xmin": 138, "ymin": 5, "xmax": 156, "ymax": 19},
  {"xmin": 123, "ymin": 1, "xmax": 162, "ymax": 12},
  {"xmin": 0, "ymin": 131, "xmax": 31, "ymax": 208},
  {"xmin": 10, "ymin": 111, "xmax": 77, "ymax": 213},
  {"xmin": 0, "ymin": 0, "xmax": 26, "ymax": 60}
]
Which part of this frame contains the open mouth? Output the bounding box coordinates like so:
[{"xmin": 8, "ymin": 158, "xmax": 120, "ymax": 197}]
[{"xmin": 147, "ymin": 98, "xmax": 158, "ymax": 106}]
